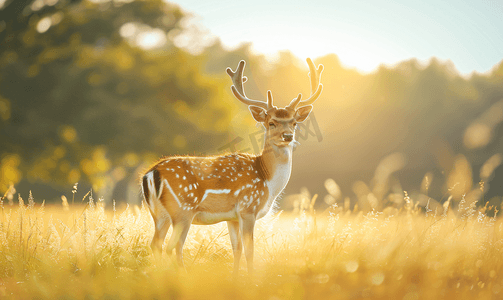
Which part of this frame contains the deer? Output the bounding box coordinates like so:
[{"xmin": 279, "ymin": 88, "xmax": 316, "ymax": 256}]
[{"xmin": 141, "ymin": 58, "xmax": 323, "ymax": 274}]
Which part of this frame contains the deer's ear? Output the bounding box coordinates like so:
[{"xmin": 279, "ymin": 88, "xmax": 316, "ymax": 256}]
[
  {"xmin": 249, "ymin": 105, "xmax": 267, "ymax": 122},
  {"xmin": 294, "ymin": 105, "xmax": 313, "ymax": 122}
]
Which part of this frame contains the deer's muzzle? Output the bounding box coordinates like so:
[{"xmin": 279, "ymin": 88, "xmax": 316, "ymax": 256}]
[{"xmin": 282, "ymin": 133, "xmax": 294, "ymax": 142}]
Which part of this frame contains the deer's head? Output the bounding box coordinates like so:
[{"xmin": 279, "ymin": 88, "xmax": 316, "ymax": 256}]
[{"xmin": 227, "ymin": 58, "xmax": 323, "ymax": 147}]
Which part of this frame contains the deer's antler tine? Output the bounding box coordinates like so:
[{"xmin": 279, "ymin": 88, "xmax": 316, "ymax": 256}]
[
  {"xmin": 296, "ymin": 58, "xmax": 324, "ymax": 107},
  {"xmin": 286, "ymin": 93, "xmax": 302, "ymax": 110},
  {"xmin": 267, "ymin": 90, "xmax": 274, "ymax": 108},
  {"xmin": 307, "ymin": 58, "xmax": 323, "ymax": 94},
  {"xmin": 227, "ymin": 60, "xmax": 269, "ymax": 109}
]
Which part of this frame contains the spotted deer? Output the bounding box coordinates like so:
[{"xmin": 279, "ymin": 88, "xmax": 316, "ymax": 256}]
[{"xmin": 141, "ymin": 58, "xmax": 323, "ymax": 273}]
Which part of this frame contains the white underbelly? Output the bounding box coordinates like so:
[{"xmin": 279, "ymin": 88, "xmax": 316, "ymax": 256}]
[{"xmin": 192, "ymin": 209, "xmax": 238, "ymax": 225}]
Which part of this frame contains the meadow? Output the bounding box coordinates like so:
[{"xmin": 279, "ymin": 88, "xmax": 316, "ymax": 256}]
[
  {"xmin": 0, "ymin": 189, "xmax": 502, "ymax": 300},
  {"xmin": 2, "ymin": 0, "xmax": 503, "ymax": 299}
]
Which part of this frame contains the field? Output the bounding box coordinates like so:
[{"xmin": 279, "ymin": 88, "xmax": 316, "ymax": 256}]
[{"xmin": 0, "ymin": 192, "xmax": 502, "ymax": 300}]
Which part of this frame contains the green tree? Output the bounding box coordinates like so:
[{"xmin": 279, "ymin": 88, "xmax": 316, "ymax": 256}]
[{"xmin": 0, "ymin": 0, "xmax": 244, "ymax": 200}]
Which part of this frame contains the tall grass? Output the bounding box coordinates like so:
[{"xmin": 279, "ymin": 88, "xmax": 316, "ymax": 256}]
[{"xmin": 0, "ymin": 191, "xmax": 502, "ymax": 299}]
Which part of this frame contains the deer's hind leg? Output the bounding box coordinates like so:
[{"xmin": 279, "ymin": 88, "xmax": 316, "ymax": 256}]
[
  {"xmin": 142, "ymin": 171, "xmax": 172, "ymax": 255},
  {"xmin": 151, "ymin": 211, "xmax": 171, "ymax": 254}
]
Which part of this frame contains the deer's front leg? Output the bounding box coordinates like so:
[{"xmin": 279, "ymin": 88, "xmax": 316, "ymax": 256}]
[
  {"xmin": 227, "ymin": 221, "xmax": 242, "ymax": 275},
  {"xmin": 239, "ymin": 214, "xmax": 256, "ymax": 273}
]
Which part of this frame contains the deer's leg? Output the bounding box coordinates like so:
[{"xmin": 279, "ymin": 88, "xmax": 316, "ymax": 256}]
[
  {"xmin": 239, "ymin": 214, "xmax": 256, "ymax": 273},
  {"xmin": 227, "ymin": 221, "xmax": 242, "ymax": 275},
  {"xmin": 166, "ymin": 214, "xmax": 193, "ymax": 268},
  {"xmin": 151, "ymin": 212, "xmax": 171, "ymax": 254}
]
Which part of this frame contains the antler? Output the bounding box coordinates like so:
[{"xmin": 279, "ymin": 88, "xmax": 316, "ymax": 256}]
[
  {"xmin": 287, "ymin": 58, "xmax": 323, "ymax": 110},
  {"xmin": 226, "ymin": 60, "xmax": 271, "ymax": 110}
]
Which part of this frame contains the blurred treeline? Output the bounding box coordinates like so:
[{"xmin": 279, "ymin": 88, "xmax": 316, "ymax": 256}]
[{"xmin": 1, "ymin": 0, "xmax": 502, "ymax": 209}]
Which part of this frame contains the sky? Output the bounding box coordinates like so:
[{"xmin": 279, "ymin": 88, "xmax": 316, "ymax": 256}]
[{"xmin": 170, "ymin": 0, "xmax": 503, "ymax": 74}]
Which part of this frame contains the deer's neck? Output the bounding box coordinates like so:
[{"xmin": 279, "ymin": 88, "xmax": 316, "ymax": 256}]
[{"xmin": 258, "ymin": 140, "xmax": 293, "ymax": 201}]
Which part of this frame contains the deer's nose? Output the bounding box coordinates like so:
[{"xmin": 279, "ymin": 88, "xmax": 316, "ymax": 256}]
[{"xmin": 282, "ymin": 133, "xmax": 294, "ymax": 142}]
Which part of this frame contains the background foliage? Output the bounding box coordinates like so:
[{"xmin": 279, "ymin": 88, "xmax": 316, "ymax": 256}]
[{"xmin": 1, "ymin": 0, "xmax": 503, "ymax": 211}]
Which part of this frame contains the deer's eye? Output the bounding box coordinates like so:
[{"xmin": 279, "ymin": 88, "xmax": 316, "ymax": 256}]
[
  {"xmin": 293, "ymin": 122, "xmax": 297, "ymax": 128},
  {"xmin": 269, "ymin": 123, "xmax": 275, "ymax": 128}
]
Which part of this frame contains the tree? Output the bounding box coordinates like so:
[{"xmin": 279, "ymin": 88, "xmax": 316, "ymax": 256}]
[{"xmin": 0, "ymin": 0, "xmax": 244, "ymax": 201}]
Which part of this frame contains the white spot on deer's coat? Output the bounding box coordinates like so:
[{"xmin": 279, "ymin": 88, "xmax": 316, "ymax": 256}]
[
  {"xmin": 144, "ymin": 171, "xmax": 159, "ymax": 211},
  {"xmin": 200, "ymin": 189, "xmax": 231, "ymax": 204},
  {"xmin": 163, "ymin": 179, "xmax": 182, "ymax": 208}
]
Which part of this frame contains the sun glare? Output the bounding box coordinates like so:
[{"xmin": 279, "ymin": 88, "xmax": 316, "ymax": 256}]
[
  {"xmin": 120, "ymin": 22, "xmax": 167, "ymax": 50},
  {"xmin": 136, "ymin": 29, "xmax": 167, "ymax": 50},
  {"xmin": 211, "ymin": 18, "xmax": 404, "ymax": 73},
  {"xmin": 245, "ymin": 32, "xmax": 394, "ymax": 73},
  {"xmin": 36, "ymin": 17, "xmax": 52, "ymax": 33}
]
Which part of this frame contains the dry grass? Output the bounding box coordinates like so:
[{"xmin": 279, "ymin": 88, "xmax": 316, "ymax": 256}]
[{"xmin": 0, "ymin": 192, "xmax": 502, "ymax": 300}]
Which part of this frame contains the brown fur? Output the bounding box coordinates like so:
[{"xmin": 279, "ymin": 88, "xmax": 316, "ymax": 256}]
[
  {"xmin": 273, "ymin": 108, "xmax": 290, "ymax": 119},
  {"xmin": 148, "ymin": 153, "xmax": 271, "ymax": 222}
]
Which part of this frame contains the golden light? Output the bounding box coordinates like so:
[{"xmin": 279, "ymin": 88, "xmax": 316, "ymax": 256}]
[
  {"xmin": 464, "ymin": 99, "xmax": 503, "ymax": 149},
  {"xmin": 136, "ymin": 29, "xmax": 167, "ymax": 50},
  {"xmin": 480, "ymin": 154, "xmax": 502, "ymax": 181},
  {"xmin": 248, "ymin": 30, "xmax": 391, "ymax": 73},
  {"xmin": 446, "ymin": 155, "xmax": 472, "ymax": 200},
  {"xmin": 0, "ymin": 154, "xmax": 22, "ymax": 192},
  {"xmin": 463, "ymin": 122, "xmax": 491, "ymax": 149},
  {"xmin": 120, "ymin": 22, "xmax": 167, "ymax": 50},
  {"xmin": 36, "ymin": 17, "xmax": 52, "ymax": 33},
  {"xmin": 119, "ymin": 22, "xmax": 137, "ymax": 39}
]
